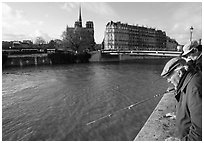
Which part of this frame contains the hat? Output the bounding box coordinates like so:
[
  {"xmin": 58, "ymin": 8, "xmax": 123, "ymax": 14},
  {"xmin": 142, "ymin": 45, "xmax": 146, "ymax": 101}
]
[
  {"xmin": 182, "ymin": 40, "xmax": 199, "ymax": 56},
  {"xmin": 161, "ymin": 57, "xmax": 186, "ymax": 78}
]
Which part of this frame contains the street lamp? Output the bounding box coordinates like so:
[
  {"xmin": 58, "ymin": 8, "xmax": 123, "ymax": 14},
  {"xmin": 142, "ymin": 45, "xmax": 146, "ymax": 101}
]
[{"xmin": 190, "ymin": 26, "xmax": 193, "ymax": 42}]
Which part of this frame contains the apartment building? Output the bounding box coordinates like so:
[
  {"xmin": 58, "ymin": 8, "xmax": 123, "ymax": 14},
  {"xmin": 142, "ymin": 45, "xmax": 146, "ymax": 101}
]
[{"xmin": 104, "ymin": 21, "xmax": 173, "ymax": 51}]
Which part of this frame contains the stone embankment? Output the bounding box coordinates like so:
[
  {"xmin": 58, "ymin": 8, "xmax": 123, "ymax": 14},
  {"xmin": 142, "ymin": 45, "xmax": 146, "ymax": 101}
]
[
  {"xmin": 134, "ymin": 91, "xmax": 177, "ymax": 141},
  {"xmin": 4, "ymin": 54, "xmax": 51, "ymax": 67}
]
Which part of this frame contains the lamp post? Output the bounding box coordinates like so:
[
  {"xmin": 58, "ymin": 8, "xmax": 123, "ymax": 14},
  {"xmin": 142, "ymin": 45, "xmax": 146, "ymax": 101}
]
[{"xmin": 190, "ymin": 26, "xmax": 193, "ymax": 42}]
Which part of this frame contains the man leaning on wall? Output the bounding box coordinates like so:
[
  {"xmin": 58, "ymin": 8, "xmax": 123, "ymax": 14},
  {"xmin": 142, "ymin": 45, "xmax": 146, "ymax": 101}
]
[{"xmin": 161, "ymin": 57, "xmax": 202, "ymax": 141}]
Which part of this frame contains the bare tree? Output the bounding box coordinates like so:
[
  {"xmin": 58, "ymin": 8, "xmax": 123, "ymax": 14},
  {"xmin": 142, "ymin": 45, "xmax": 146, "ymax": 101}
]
[
  {"xmin": 61, "ymin": 26, "xmax": 83, "ymax": 53},
  {"xmin": 34, "ymin": 36, "xmax": 46, "ymax": 45}
]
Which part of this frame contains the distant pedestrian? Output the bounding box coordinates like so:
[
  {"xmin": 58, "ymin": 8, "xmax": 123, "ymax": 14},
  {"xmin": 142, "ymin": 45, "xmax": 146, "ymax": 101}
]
[
  {"xmin": 182, "ymin": 40, "xmax": 202, "ymax": 72},
  {"xmin": 161, "ymin": 57, "xmax": 202, "ymax": 141}
]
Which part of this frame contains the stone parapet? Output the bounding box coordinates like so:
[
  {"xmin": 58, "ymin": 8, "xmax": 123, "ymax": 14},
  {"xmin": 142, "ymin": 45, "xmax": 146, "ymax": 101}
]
[{"xmin": 134, "ymin": 92, "xmax": 177, "ymax": 141}]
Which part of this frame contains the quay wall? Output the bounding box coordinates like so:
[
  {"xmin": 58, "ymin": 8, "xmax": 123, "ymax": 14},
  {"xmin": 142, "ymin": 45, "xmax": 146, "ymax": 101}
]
[
  {"xmin": 119, "ymin": 53, "xmax": 170, "ymax": 60},
  {"xmin": 4, "ymin": 54, "xmax": 51, "ymax": 67},
  {"xmin": 134, "ymin": 92, "xmax": 177, "ymax": 141},
  {"xmin": 89, "ymin": 51, "xmax": 101, "ymax": 62},
  {"xmin": 89, "ymin": 51, "xmax": 119, "ymax": 62},
  {"xmin": 3, "ymin": 51, "xmax": 179, "ymax": 67},
  {"xmin": 89, "ymin": 51, "xmax": 180, "ymax": 62}
]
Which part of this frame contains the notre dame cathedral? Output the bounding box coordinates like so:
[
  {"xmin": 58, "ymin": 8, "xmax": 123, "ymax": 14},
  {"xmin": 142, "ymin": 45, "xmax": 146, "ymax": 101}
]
[{"xmin": 63, "ymin": 6, "xmax": 95, "ymax": 53}]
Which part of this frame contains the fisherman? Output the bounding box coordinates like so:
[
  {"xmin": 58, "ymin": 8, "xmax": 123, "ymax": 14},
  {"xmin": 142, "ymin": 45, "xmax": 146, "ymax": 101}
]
[
  {"xmin": 161, "ymin": 57, "xmax": 202, "ymax": 141},
  {"xmin": 182, "ymin": 40, "xmax": 202, "ymax": 72}
]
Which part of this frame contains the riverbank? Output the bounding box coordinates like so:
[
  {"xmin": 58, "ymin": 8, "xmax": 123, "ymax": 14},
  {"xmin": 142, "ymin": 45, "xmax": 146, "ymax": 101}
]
[
  {"xmin": 134, "ymin": 91, "xmax": 177, "ymax": 141},
  {"xmin": 3, "ymin": 50, "xmax": 180, "ymax": 68},
  {"xmin": 3, "ymin": 52, "xmax": 91, "ymax": 68}
]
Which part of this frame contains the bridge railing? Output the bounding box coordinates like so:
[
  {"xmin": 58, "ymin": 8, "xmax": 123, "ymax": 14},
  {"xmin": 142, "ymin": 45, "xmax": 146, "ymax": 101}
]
[{"xmin": 101, "ymin": 50, "xmax": 182, "ymax": 57}]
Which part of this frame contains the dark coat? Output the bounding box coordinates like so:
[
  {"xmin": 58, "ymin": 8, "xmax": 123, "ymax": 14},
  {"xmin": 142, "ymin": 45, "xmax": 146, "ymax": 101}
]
[
  {"xmin": 187, "ymin": 55, "xmax": 202, "ymax": 73},
  {"xmin": 175, "ymin": 69, "xmax": 202, "ymax": 141},
  {"xmin": 195, "ymin": 55, "xmax": 202, "ymax": 72}
]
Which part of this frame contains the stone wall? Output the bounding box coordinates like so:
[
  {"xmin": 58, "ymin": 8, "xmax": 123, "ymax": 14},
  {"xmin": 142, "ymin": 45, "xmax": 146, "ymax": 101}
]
[
  {"xmin": 134, "ymin": 92, "xmax": 177, "ymax": 141},
  {"xmin": 4, "ymin": 54, "xmax": 51, "ymax": 67}
]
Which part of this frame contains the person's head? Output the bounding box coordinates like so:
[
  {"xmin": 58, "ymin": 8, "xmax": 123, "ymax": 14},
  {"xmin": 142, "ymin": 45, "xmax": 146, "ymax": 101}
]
[
  {"xmin": 182, "ymin": 40, "xmax": 201, "ymax": 61},
  {"xmin": 161, "ymin": 57, "xmax": 186, "ymax": 89}
]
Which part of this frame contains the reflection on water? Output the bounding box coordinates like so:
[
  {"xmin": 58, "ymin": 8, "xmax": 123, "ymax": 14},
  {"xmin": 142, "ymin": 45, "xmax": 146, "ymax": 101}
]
[{"xmin": 2, "ymin": 61, "xmax": 169, "ymax": 141}]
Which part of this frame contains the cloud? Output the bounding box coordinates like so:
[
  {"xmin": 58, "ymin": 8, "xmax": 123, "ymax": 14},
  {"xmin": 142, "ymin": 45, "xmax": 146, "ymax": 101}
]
[
  {"xmin": 45, "ymin": 14, "xmax": 49, "ymax": 18},
  {"xmin": 61, "ymin": 2, "xmax": 77, "ymax": 12},
  {"xmin": 83, "ymin": 3, "xmax": 117, "ymax": 17},
  {"xmin": 168, "ymin": 3, "xmax": 202, "ymax": 44},
  {"xmin": 3, "ymin": 33, "xmax": 32, "ymax": 41},
  {"xmin": 2, "ymin": 3, "xmax": 44, "ymax": 28},
  {"xmin": 60, "ymin": 2, "xmax": 117, "ymax": 17},
  {"xmin": 35, "ymin": 21, "xmax": 44, "ymax": 26},
  {"xmin": 139, "ymin": 3, "xmax": 202, "ymax": 45},
  {"xmin": 2, "ymin": 30, "xmax": 52, "ymax": 43},
  {"xmin": 2, "ymin": 3, "xmax": 32, "ymax": 41},
  {"xmin": 29, "ymin": 30, "xmax": 52, "ymax": 42},
  {"xmin": 2, "ymin": 3, "xmax": 30, "ymax": 29},
  {"xmin": 2, "ymin": 3, "xmax": 48, "ymax": 41}
]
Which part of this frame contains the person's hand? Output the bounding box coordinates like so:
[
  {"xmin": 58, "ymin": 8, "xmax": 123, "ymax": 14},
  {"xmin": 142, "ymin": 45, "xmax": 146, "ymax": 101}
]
[{"xmin": 165, "ymin": 137, "xmax": 180, "ymax": 141}]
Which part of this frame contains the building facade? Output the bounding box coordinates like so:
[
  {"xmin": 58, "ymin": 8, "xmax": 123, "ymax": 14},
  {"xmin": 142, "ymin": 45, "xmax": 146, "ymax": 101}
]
[
  {"xmin": 63, "ymin": 6, "xmax": 95, "ymax": 52},
  {"xmin": 104, "ymin": 21, "xmax": 176, "ymax": 51},
  {"xmin": 166, "ymin": 36, "xmax": 178, "ymax": 51}
]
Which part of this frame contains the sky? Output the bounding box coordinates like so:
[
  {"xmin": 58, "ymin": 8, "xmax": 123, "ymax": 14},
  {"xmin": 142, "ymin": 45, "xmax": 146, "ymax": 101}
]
[{"xmin": 1, "ymin": 1, "xmax": 202, "ymax": 45}]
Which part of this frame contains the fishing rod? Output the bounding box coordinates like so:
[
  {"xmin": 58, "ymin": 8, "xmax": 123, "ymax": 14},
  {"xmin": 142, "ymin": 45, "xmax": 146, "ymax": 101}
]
[
  {"xmin": 104, "ymin": 77, "xmax": 164, "ymax": 115},
  {"xmin": 86, "ymin": 88, "xmax": 175, "ymax": 126}
]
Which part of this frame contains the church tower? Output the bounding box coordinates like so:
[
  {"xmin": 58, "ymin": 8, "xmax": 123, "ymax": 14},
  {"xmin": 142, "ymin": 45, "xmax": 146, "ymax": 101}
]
[{"xmin": 75, "ymin": 4, "xmax": 82, "ymax": 28}]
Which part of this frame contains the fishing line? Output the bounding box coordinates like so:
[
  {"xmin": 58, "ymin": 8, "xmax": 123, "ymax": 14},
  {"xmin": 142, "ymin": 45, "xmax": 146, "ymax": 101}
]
[
  {"xmin": 84, "ymin": 74, "xmax": 165, "ymax": 125},
  {"xmin": 93, "ymin": 77, "xmax": 165, "ymax": 120},
  {"xmin": 110, "ymin": 76, "xmax": 164, "ymax": 110},
  {"xmin": 110, "ymin": 85, "xmax": 139, "ymax": 113},
  {"xmin": 86, "ymin": 88, "xmax": 175, "ymax": 126}
]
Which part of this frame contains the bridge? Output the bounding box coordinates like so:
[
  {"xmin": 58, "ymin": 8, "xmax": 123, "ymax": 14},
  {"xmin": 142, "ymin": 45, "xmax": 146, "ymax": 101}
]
[
  {"xmin": 89, "ymin": 50, "xmax": 182, "ymax": 62},
  {"xmin": 101, "ymin": 50, "xmax": 182, "ymax": 57}
]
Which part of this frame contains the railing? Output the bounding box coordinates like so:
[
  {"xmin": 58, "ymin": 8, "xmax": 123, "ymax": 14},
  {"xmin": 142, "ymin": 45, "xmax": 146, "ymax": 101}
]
[{"xmin": 101, "ymin": 50, "xmax": 182, "ymax": 57}]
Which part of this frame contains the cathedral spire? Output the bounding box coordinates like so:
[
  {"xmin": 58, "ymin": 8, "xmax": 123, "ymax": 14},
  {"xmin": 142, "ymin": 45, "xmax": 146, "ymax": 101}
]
[{"xmin": 79, "ymin": 4, "xmax": 82, "ymax": 27}]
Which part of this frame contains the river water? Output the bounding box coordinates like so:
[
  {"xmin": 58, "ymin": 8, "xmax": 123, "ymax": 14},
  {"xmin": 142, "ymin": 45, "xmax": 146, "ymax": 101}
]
[{"xmin": 2, "ymin": 60, "xmax": 169, "ymax": 141}]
